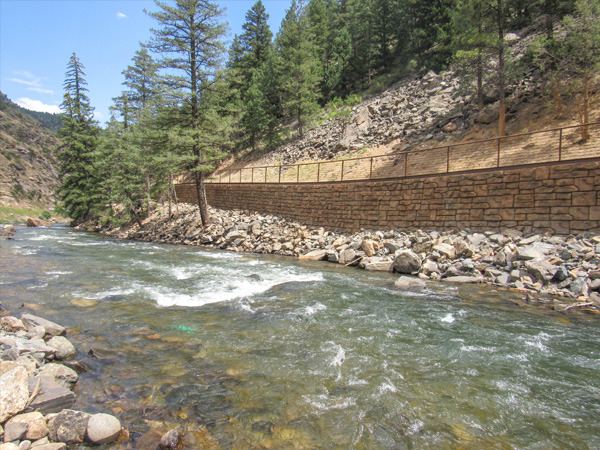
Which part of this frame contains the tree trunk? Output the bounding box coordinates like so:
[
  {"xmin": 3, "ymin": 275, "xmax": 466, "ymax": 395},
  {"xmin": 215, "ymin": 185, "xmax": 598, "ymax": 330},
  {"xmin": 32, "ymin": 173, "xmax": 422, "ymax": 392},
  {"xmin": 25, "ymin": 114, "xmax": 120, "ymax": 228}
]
[
  {"xmin": 477, "ymin": 48, "xmax": 484, "ymax": 111},
  {"xmin": 145, "ymin": 173, "xmax": 151, "ymax": 217},
  {"xmin": 497, "ymin": 0, "xmax": 506, "ymax": 137},
  {"xmin": 195, "ymin": 170, "xmax": 210, "ymax": 227},
  {"xmin": 582, "ymin": 70, "xmax": 590, "ymax": 141}
]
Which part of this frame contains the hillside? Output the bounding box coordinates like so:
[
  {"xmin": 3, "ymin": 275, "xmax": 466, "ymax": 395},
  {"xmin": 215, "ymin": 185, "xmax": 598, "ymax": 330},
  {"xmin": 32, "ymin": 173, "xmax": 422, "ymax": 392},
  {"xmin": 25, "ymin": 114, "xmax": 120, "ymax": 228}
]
[
  {"xmin": 0, "ymin": 92, "xmax": 61, "ymax": 208},
  {"xmin": 217, "ymin": 28, "xmax": 600, "ymax": 179}
]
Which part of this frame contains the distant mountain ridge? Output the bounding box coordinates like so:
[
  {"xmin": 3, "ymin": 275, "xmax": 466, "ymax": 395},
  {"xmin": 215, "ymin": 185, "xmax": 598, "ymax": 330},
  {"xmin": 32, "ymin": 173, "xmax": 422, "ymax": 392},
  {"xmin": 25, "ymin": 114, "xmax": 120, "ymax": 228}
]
[{"xmin": 0, "ymin": 92, "xmax": 61, "ymax": 208}]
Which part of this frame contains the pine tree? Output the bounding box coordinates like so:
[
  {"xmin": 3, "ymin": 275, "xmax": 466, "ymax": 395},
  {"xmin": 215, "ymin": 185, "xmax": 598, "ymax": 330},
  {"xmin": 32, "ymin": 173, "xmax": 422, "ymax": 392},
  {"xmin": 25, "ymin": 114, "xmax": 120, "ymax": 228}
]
[
  {"xmin": 122, "ymin": 47, "xmax": 160, "ymax": 119},
  {"xmin": 237, "ymin": 0, "xmax": 273, "ymax": 93},
  {"xmin": 57, "ymin": 53, "xmax": 101, "ymax": 223},
  {"xmin": 147, "ymin": 0, "xmax": 228, "ymax": 226},
  {"xmin": 278, "ymin": 0, "xmax": 322, "ymax": 137}
]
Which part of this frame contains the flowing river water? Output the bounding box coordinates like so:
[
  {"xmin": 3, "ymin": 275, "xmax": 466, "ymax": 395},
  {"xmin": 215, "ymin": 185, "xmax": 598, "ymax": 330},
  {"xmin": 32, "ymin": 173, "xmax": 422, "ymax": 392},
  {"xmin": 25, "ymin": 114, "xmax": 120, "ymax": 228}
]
[{"xmin": 1, "ymin": 225, "xmax": 599, "ymax": 448}]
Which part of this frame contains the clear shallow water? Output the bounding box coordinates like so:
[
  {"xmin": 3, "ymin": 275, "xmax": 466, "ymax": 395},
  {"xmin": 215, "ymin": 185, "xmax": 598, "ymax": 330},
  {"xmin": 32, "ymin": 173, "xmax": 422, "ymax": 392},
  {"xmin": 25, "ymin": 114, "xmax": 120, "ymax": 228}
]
[{"xmin": 1, "ymin": 225, "xmax": 599, "ymax": 448}]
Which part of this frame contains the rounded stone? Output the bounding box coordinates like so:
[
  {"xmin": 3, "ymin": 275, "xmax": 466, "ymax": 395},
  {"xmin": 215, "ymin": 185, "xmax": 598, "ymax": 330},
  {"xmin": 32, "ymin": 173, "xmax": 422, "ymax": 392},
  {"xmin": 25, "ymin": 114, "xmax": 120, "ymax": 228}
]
[
  {"xmin": 46, "ymin": 336, "xmax": 77, "ymax": 360},
  {"xmin": 86, "ymin": 413, "xmax": 122, "ymax": 444}
]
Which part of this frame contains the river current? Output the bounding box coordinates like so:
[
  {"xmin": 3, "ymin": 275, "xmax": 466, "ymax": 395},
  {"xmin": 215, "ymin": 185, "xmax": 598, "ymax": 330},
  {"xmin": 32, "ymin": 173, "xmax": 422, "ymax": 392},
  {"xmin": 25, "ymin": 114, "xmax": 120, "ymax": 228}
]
[{"xmin": 1, "ymin": 225, "xmax": 599, "ymax": 448}]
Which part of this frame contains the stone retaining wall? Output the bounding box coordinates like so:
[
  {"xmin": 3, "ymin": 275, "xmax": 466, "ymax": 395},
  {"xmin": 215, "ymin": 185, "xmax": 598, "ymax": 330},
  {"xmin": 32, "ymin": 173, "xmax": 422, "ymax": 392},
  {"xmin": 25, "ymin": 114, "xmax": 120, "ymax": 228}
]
[{"xmin": 176, "ymin": 160, "xmax": 600, "ymax": 234}]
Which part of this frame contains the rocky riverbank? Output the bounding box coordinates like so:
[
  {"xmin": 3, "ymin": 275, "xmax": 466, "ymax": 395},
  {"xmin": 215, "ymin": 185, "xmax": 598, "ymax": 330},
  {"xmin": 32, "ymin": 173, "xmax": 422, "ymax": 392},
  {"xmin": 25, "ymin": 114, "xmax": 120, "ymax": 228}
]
[
  {"xmin": 0, "ymin": 310, "xmax": 124, "ymax": 449},
  {"xmin": 98, "ymin": 204, "xmax": 600, "ymax": 316}
]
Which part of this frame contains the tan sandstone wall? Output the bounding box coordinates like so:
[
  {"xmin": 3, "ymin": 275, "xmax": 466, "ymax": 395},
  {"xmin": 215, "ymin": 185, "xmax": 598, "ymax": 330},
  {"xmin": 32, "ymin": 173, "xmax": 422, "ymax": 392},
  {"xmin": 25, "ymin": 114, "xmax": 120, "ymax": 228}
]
[{"xmin": 176, "ymin": 160, "xmax": 600, "ymax": 234}]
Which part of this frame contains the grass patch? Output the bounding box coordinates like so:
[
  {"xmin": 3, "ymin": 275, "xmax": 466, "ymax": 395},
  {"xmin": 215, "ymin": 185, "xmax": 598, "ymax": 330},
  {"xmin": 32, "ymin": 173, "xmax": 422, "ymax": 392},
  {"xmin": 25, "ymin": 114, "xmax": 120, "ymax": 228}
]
[{"xmin": 0, "ymin": 206, "xmax": 68, "ymax": 224}]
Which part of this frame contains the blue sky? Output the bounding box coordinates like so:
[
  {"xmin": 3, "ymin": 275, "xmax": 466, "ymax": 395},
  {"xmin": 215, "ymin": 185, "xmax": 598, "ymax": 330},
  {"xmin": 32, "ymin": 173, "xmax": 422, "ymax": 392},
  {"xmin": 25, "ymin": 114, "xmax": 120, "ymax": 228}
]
[{"xmin": 0, "ymin": 0, "xmax": 291, "ymax": 124}]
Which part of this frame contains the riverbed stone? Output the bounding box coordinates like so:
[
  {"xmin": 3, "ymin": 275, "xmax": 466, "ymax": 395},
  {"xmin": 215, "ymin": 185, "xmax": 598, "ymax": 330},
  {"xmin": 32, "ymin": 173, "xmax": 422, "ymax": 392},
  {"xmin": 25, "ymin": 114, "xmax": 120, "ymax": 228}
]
[
  {"xmin": 1, "ymin": 317, "xmax": 26, "ymax": 333},
  {"xmin": 0, "ymin": 336, "xmax": 56, "ymax": 359},
  {"xmin": 392, "ymin": 250, "xmax": 422, "ymax": 274},
  {"xmin": 0, "ymin": 366, "xmax": 30, "ymax": 423},
  {"xmin": 36, "ymin": 364, "xmax": 78, "ymax": 389},
  {"xmin": 47, "ymin": 410, "xmax": 90, "ymax": 444},
  {"xmin": 6, "ymin": 413, "xmax": 48, "ymax": 441},
  {"xmin": 159, "ymin": 429, "xmax": 180, "ymax": 449},
  {"xmin": 45, "ymin": 337, "xmax": 76, "ymax": 361},
  {"xmin": 20, "ymin": 316, "xmax": 65, "ymax": 337},
  {"xmin": 298, "ymin": 250, "xmax": 327, "ymax": 261},
  {"xmin": 525, "ymin": 259, "xmax": 557, "ymax": 284},
  {"xmin": 26, "ymin": 376, "xmax": 76, "ymax": 415},
  {"xmin": 395, "ymin": 276, "xmax": 427, "ymax": 290},
  {"xmin": 3, "ymin": 421, "xmax": 28, "ymax": 442},
  {"xmin": 85, "ymin": 413, "xmax": 122, "ymax": 444}
]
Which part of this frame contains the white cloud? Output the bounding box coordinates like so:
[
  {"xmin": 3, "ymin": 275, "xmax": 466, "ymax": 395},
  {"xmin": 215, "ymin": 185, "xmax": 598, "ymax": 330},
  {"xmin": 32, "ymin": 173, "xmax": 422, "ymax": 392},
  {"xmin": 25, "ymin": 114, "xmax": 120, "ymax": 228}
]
[
  {"xmin": 116, "ymin": 12, "xmax": 127, "ymax": 19},
  {"xmin": 9, "ymin": 71, "xmax": 54, "ymax": 94},
  {"xmin": 16, "ymin": 98, "xmax": 61, "ymax": 114},
  {"xmin": 27, "ymin": 87, "xmax": 55, "ymax": 94}
]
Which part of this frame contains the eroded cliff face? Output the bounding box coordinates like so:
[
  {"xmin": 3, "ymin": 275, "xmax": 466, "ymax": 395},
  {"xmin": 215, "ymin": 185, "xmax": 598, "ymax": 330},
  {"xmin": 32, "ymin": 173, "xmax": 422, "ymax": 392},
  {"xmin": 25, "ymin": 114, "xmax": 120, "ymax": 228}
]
[{"xmin": 0, "ymin": 93, "xmax": 60, "ymax": 208}]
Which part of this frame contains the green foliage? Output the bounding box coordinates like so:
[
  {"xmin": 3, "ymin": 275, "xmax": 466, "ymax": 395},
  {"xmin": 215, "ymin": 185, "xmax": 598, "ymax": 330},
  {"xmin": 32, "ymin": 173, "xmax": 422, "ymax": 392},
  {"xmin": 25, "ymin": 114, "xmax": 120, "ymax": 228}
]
[
  {"xmin": 57, "ymin": 53, "xmax": 102, "ymax": 223},
  {"xmin": 11, "ymin": 183, "xmax": 24, "ymax": 197},
  {"xmin": 39, "ymin": 210, "xmax": 52, "ymax": 221}
]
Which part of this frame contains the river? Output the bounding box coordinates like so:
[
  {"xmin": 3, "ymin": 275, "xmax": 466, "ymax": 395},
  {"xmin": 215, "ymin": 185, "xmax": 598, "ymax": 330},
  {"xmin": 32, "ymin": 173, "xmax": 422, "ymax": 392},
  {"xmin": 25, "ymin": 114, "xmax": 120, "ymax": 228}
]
[{"xmin": 1, "ymin": 225, "xmax": 599, "ymax": 448}]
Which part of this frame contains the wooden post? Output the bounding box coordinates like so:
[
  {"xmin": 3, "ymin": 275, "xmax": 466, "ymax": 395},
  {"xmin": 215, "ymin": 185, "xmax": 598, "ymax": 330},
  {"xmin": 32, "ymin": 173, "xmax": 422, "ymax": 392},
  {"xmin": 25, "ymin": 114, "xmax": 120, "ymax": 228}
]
[
  {"xmin": 317, "ymin": 163, "xmax": 321, "ymax": 182},
  {"xmin": 369, "ymin": 157, "xmax": 373, "ymax": 179},
  {"xmin": 252, "ymin": 167, "xmax": 255, "ymax": 183},
  {"xmin": 558, "ymin": 128, "xmax": 563, "ymax": 161},
  {"xmin": 341, "ymin": 160, "xmax": 345, "ymax": 181},
  {"xmin": 264, "ymin": 167, "xmax": 267, "ymax": 183},
  {"xmin": 497, "ymin": 137, "xmax": 501, "ymax": 168},
  {"xmin": 297, "ymin": 164, "xmax": 300, "ymax": 183},
  {"xmin": 279, "ymin": 165, "xmax": 282, "ymax": 183}
]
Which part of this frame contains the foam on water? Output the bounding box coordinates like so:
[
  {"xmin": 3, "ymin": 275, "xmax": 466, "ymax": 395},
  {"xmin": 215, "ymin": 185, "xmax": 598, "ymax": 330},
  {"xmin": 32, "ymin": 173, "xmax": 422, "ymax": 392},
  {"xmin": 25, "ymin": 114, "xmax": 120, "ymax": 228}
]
[{"xmin": 440, "ymin": 313, "xmax": 455, "ymax": 323}]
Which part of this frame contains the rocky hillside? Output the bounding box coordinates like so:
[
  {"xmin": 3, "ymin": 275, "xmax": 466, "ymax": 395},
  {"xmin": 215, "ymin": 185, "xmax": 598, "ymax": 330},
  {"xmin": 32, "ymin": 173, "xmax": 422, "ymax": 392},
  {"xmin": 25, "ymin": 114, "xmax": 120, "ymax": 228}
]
[
  {"xmin": 222, "ymin": 24, "xmax": 598, "ymax": 172},
  {"xmin": 0, "ymin": 93, "xmax": 61, "ymax": 208}
]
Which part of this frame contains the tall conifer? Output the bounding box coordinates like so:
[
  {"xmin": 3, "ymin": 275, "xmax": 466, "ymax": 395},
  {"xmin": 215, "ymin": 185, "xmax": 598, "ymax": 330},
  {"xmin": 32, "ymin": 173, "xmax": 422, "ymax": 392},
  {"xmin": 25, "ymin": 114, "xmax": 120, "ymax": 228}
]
[{"xmin": 58, "ymin": 53, "xmax": 100, "ymax": 223}]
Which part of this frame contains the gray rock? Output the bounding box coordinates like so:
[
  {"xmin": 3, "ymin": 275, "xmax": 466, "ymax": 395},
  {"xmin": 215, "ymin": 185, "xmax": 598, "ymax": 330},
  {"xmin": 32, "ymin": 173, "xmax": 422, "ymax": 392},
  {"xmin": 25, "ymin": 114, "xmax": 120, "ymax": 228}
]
[
  {"xmin": 570, "ymin": 277, "xmax": 589, "ymax": 297},
  {"xmin": 339, "ymin": 249, "xmax": 359, "ymax": 266},
  {"xmin": 20, "ymin": 315, "xmax": 65, "ymax": 337},
  {"xmin": 361, "ymin": 258, "xmax": 393, "ymax": 272},
  {"xmin": 394, "ymin": 276, "xmax": 427, "ymax": 290},
  {"xmin": 0, "ymin": 366, "xmax": 30, "ymax": 423},
  {"xmin": 36, "ymin": 364, "xmax": 78, "ymax": 389},
  {"xmin": 4, "ymin": 421, "xmax": 29, "ymax": 442},
  {"xmin": 383, "ymin": 240, "xmax": 402, "ymax": 254},
  {"xmin": 45, "ymin": 337, "xmax": 76, "ymax": 361},
  {"xmin": 525, "ymin": 259, "xmax": 557, "ymax": 284},
  {"xmin": 1, "ymin": 316, "xmax": 26, "ymax": 333},
  {"xmin": 552, "ymin": 266, "xmax": 569, "ymax": 282},
  {"xmin": 298, "ymin": 250, "xmax": 327, "ymax": 261},
  {"xmin": 30, "ymin": 444, "xmax": 67, "ymax": 450},
  {"xmin": 6, "ymin": 412, "xmax": 48, "ymax": 441},
  {"xmin": 392, "ymin": 250, "xmax": 422, "ymax": 274},
  {"xmin": 26, "ymin": 376, "xmax": 76, "ymax": 415},
  {"xmin": 47, "ymin": 409, "xmax": 90, "ymax": 444},
  {"xmin": 0, "ymin": 336, "xmax": 57, "ymax": 358},
  {"xmin": 496, "ymin": 273, "xmax": 511, "ymax": 285},
  {"xmin": 159, "ymin": 429, "xmax": 180, "ymax": 449},
  {"xmin": 445, "ymin": 276, "xmax": 484, "ymax": 284},
  {"xmin": 86, "ymin": 413, "xmax": 122, "ymax": 444},
  {"xmin": 361, "ymin": 239, "xmax": 377, "ymax": 257},
  {"xmin": 433, "ymin": 243, "xmax": 456, "ymax": 260},
  {"xmin": 516, "ymin": 246, "xmax": 544, "ymax": 261}
]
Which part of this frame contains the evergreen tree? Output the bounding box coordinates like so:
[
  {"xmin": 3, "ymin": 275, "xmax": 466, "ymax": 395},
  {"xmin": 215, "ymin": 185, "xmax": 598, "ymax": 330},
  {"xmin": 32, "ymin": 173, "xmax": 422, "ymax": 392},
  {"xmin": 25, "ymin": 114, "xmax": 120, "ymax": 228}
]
[
  {"xmin": 237, "ymin": 0, "xmax": 273, "ymax": 93},
  {"xmin": 278, "ymin": 0, "xmax": 322, "ymax": 137},
  {"xmin": 122, "ymin": 47, "xmax": 160, "ymax": 119},
  {"xmin": 242, "ymin": 48, "xmax": 282, "ymax": 149},
  {"xmin": 147, "ymin": 0, "xmax": 228, "ymax": 226},
  {"xmin": 57, "ymin": 53, "xmax": 101, "ymax": 223}
]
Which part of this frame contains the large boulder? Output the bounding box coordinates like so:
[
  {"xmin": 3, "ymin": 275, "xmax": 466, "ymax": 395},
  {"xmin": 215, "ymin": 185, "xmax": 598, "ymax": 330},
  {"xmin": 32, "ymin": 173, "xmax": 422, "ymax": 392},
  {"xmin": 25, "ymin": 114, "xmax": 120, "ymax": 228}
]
[
  {"xmin": 36, "ymin": 363, "xmax": 79, "ymax": 389},
  {"xmin": 0, "ymin": 366, "xmax": 29, "ymax": 423},
  {"xmin": 26, "ymin": 218, "xmax": 51, "ymax": 228},
  {"xmin": 392, "ymin": 250, "xmax": 422, "ymax": 274},
  {"xmin": 0, "ymin": 316, "xmax": 26, "ymax": 332},
  {"xmin": 525, "ymin": 259, "xmax": 558, "ymax": 284}
]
